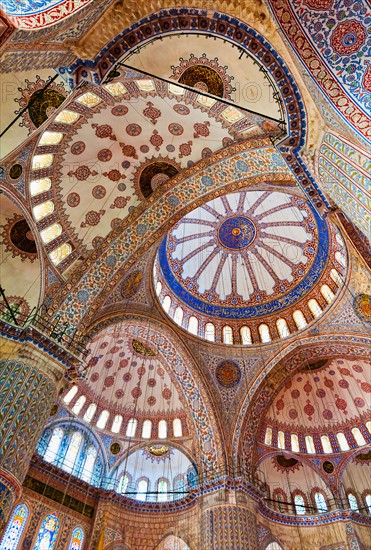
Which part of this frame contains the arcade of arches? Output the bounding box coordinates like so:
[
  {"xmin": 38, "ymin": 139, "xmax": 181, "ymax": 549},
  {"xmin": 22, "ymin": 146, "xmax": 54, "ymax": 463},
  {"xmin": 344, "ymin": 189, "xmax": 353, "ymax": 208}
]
[{"xmin": 0, "ymin": 2, "xmax": 370, "ymax": 549}]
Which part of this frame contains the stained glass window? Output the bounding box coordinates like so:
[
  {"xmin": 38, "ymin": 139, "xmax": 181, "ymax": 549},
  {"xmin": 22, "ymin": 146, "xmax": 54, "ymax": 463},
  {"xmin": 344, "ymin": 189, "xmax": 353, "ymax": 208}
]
[
  {"xmin": 62, "ymin": 431, "xmax": 82, "ymax": 473},
  {"xmin": 314, "ymin": 492, "xmax": 328, "ymax": 512},
  {"xmin": 294, "ymin": 494, "xmax": 306, "ymax": 515},
  {"xmin": 136, "ymin": 479, "xmax": 148, "ymax": 501},
  {"xmin": 119, "ymin": 474, "xmax": 129, "ymax": 494},
  {"xmin": 348, "ymin": 493, "xmax": 359, "ymax": 511},
  {"xmin": 33, "ymin": 514, "xmax": 59, "ymax": 550},
  {"xmin": 81, "ymin": 446, "xmax": 97, "ymax": 483},
  {"xmin": 0, "ymin": 503, "xmax": 28, "ymax": 550},
  {"xmin": 157, "ymin": 480, "xmax": 168, "ymax": 502},
  {"xmin": 365, "ymin": 494, "xmax": 371, "ymax": 515},
  {"xmin": 68, "ymin": 527, "xmax": 84, "ymax": 550},
  {"xmin": 44, "ymin": 427, "xmax": 64, "ymax": 463}
]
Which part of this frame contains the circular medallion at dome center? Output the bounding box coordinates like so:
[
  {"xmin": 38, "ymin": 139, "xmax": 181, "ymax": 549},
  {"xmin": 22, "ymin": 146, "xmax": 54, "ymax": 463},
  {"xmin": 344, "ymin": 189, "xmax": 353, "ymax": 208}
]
[{"xmin": 218, "ymin": 216, "xmax": 256, "ymax": 250}]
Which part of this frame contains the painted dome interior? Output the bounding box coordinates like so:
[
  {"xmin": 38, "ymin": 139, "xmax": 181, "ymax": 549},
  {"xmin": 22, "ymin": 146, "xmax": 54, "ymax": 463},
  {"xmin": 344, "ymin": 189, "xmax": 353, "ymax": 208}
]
[{"xmin": 154, "ymin": 189, "xmax": 347, "ymax": 344}]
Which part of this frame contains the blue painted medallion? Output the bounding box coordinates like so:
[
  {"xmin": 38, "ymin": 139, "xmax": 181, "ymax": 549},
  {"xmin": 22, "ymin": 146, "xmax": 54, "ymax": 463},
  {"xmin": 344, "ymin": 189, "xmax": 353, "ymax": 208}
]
[{"xmin": 218, "ymin": 216, "xmax": 255, "ymax": 250}]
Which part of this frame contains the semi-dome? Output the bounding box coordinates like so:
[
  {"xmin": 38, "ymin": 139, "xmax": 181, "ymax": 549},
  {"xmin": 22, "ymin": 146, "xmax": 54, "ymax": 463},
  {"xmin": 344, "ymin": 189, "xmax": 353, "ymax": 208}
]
[{"xmin": 154, "ymin": 189, "xmax": 346, "ymax": 344}]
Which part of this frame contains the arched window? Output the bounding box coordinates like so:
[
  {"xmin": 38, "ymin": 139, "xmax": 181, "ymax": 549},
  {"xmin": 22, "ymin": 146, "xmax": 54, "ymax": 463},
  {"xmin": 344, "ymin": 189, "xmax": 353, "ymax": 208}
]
[
  {"xmin": 335, "ymin": 251, "xmax": 346, "ymax": 268},
  {"xmin": 63, "ymin": 431, "xmax": 83, "ymax": 473},
  {"xmin": 157, "ymin": 479, "xmax": 169, "ymax": 502},
  {"xmin": 68, "ymin": 527, "xmax": 84, "ymax": 550},
  {"xmin": 96, "ymin": 410, "xmax": 109, "ymax": 430},
  {"xmin": 81, "ymin": 445, "xmax": 97, "ymax": 483},
  {"xmin": 291, "ymin": 434, "xmax": 299, "ymax": 452},
  {"xmin": 50, "ymin": 243, "xmax": 72, "ymax": 266},
  {"xmin": 72, "ymin": 395, "xmax": 86, "ymax": 415},
  {"xmin": 111, "ymin": 415, "xmax": 123, "ymax": 434},
  {"xmin": 155, "ymin": 281, "xmax": 162, "ymax": 295},
  {"xmin": 163, "ymin": 296, "xmax": 171, "ymax": 313},
  {"xmin": 308, "ymin": 299, "xmax": 322, "ymax": 318},
  {"xmin": 44, "ymin": 427, "xmax": 64, "ymax": 463},
  {"xmin": 276, "ymin": 318, "xmax": 290, "ymax": 338},
  {"xmin": 330, "ymin": 268, "xmax": 343, "ymax": 287},
  {"xmin": 277, "ymin": 430, "xmax": 285, "ymax": 449},
  {"xmin": 188, "ymin": 316, "xmax": 198, "ymax": 335},
  {"xmin": 314, "ymin": 492, "xmax": 328, "ymax": 513},
  {"xmin": 320, "ymin": 284, "xmax": 335, "ymax": 303},
  {"xmin": 305, "ymin": 435, "xmax": 315, "ymax": 454},
  {"xmin": 351, "ymin": 427, "xmax": 366, "ymax": 446},
  {"xmin": 0, "ymin": 503, "xmax": 29, "ymax": 550},
  {"xmin": 223, "ymin": 325, "xmax": 233, "ymax": 344},
  {"xmin": 173, "ymin": 418, "xmax": 182, "ymax": 438},
  {"xmin": 294, "ymin": 494, "xmax": 306, "ymax": 515},
  {"xmin": 158, "ymin": 420, "xmax": 167, "ymax": 439},
  {"xmin": 264, "ymin": 427, "xmax": 272, "ymax": 446},
  {"xmin": 266, "ymin": 543, "xmax": 284, "ymax": 550},
  {"xmin": 321, "ymin": 435, "xmax": 332, "ymax": 454},
  {"xmin": 173, "ymin": 307, "xmax": 184, "ymax": 326},
  {"xmin": 142, "ymin": 420, "xmax": 152, "ymax": 439},
  {"xmin": 348, "ymin": 493, "xmax": 359, "ymax": 511},
  {"xmin": 365, "ymin": 494, "xmax": 371, "ymax": 515},
  {"xmin": 30, "ymin": 177, "xmax": 51, "ymax": 196},
  {"xmin": 366, "ymin": 421, "xmax": 371, "ymax": 434},
  {"xmin": 293, "ymin": 310, "xmax": 307, "ymax": 329},
  {"xmin": 34, "ymin": 514, "xmax": 60, "ymax": 550},
  {"xmin": 40, "ymin": 223, "xmax": 62, "ymax": 244},
  {"xmin": 83, "ymin": 403, "xmax": 96, "ymax": 423},
  {"xmin": 126, "ymin": 418, "xmax": 137, "ymax": 438},
  {"xmin": 259, "ymin": 324, "xmax": 271, "ymax": 343},
  {"xmin": 136, "ymin": 479, "xmax": 148, "ymax": 501},
  {"xmin": 63, "ymin": 386, "xmax": 78, "ymax": 404},
  {"xmin": 240, "ymin": 326, "xmax": 252, "ymax": 345},
  {"xmin": 119, "ymin": 474, "xmax": 129, "ymax": 494},
  {"xmin": 336, "ymin": 432, "xmax": 350, "ymax": 451},
  {"xmin": 33, "ymin": 200, "xmax": 54, "ymax": 221},
  {"xmin": 205, "ymin": 322, "xmax": 215, "ymax": 342}
]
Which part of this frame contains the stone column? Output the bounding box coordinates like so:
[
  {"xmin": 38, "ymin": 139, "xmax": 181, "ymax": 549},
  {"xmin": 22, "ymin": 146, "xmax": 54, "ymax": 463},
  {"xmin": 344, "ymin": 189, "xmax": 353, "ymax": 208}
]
[
  {"xmin": 201, "ymin": 486, "xmax": 259, "ymax": 550},
  {"xmin": 0, "ymin": 335, "xmax": 66, "ymax": 533}
]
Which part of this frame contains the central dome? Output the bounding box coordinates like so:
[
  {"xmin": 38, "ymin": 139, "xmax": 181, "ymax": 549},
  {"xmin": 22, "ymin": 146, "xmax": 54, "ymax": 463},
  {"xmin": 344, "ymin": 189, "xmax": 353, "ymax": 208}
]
[{"xmin": 154, "ymin": 190, "xmax": 346, "ymax": 344}]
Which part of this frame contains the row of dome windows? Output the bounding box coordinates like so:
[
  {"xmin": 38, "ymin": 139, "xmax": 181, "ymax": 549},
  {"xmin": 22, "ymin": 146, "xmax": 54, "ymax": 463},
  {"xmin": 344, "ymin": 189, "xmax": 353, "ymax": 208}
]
[
  {"xmin": 117, "ymin": 471, "xmax": 195, "ymax": 503},
  {"xmin": 264, "ymin": 423, "xmax": 371, "ymax": 453},
  {"xmin": 29, "ymin": 89, "xmax": 121, "ymax": 269},
  {"xmin": 273, "ymin": 490, "xmax": 371, "ymax": 516},
  {"xmin": 156, "ymin": 276, "xmax": 342, "ymax": 344},
  {"xmin": 64, "ymin": 388, "xmax": 183, "ymax": 438}
]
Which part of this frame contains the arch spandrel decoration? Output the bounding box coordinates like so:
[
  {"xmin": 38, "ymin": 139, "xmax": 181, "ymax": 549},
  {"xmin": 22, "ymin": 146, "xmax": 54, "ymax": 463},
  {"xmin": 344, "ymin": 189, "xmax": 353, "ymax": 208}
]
[
  {"xmin": 48, "ymin": 139, "xmax": 296, "ymax": 329},
  {"xmin": 233, "ymin": 334, "xmax": 371, "ymax": 477},
  {"xmin": 1, "ymin": 0, "xmax": 95, "ymax": 30},
  {"xmin": 84, "ymin": 315, "xmax": 226, "ymax": 478}
]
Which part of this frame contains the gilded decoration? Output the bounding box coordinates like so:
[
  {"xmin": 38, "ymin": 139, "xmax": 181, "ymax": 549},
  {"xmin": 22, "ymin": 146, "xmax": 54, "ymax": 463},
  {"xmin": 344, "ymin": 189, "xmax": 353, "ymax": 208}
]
[
  {"xmin": 353, "ymin": 294, "xmax": 371, "ymax": 323},
  {"xmin": 131, "ymin": 339, "xmax": 157, "ymax": 356},
  {"xmin": 14, "ymin": 75, "xmax": 67, "ymax": 133},
  {"xmin": 0, "ymin": 213, "xmax": 38, "ymax": 262},
  {"xmin": 146, "ymin": 444, "xmax": 170, "ymax": 457},
  {"xmin": 120, "ymin": 271, "xmax": 143, "ymax": 299},
  {"xmin": 171, "ymin": 53, "xmax": 235, "ymax": 99},
  {"xmin": 215, "ymin": 361, "xmax": 241, "ymax": 388}
]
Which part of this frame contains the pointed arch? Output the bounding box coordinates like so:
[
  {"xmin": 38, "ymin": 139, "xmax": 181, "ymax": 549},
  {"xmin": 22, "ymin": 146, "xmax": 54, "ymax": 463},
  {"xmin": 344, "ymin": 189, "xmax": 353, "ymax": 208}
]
[{"xmin": 0, "ymin": 503, "xmax": 29, "ymax": 550}]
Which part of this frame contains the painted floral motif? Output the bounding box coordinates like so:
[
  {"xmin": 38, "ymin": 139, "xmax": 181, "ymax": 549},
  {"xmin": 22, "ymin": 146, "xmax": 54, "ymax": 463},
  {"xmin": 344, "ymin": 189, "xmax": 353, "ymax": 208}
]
[
  {"xmin": 330, "ymin": 20, "xmax": 367, "ymax": 56},
  {"xmin": 215, "ymin": 361, "xmax": 241, "ymax": 388},
  {"xmin": 178, "ymin": 141, "xmax": 192, "ymax": 158},
  {"xmin": 362, "ymin": 65, "xmax": 371, "ymax": 92},
  {"xmin": 143, "ymin": 101, "xmax": 161, "ymax": 124},
  {"xmin": 194, "ymin": 121, "xmax": 210, "ymax": 139},
  {"xmin": 149, "ymin": 130, "xmax": 164, "ymax": 151},
  {"xmin": 67, "ymin": 165, "xmax": 98, "ymax": 181},
  {"xmin": 80, "ymin": 210, "xmax": 105, "ymax": 228},
  {"xmin": 110, "ymin": 196, "xmax": 130, "ymax": 209},
  {"xmin": 92, "ymin": 123, "xmax": 116, "ymax": 140},
  {"xmin": 70, "ymin": 141, "xmax": 86, "ymax": 155},
  {"xmin": 303, "ymin": 0, "xmax": 333, "ymax": 8},
  {"xmin": 67, "ymin": 192, "xmax": 80, "ymax": 207},
  {"xmin": 111, "ymin": 105, "xmax": 128, "ymax": 116},
  {"xmin": 168, "ymin": 122, "xmax": 184, "ymax": 136},
  {"xmin": 126, "ymin": 123, "xmax": 142, "ymax": 136},
  {"xmin": 119, "ymin": 142, "xmax": 138, "ymax": 159}
]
